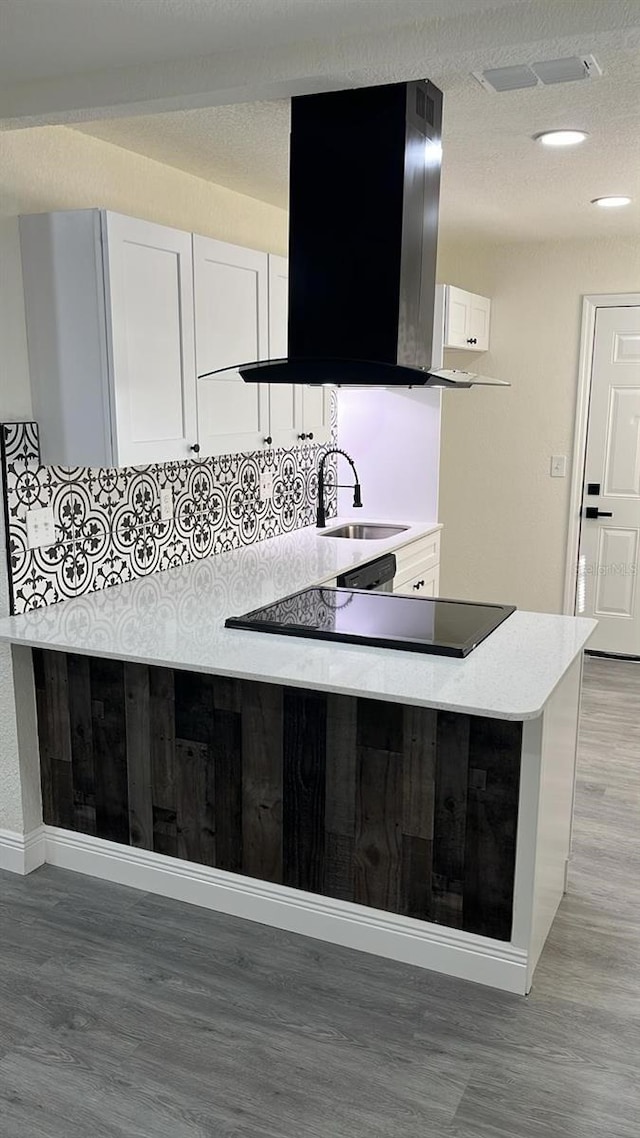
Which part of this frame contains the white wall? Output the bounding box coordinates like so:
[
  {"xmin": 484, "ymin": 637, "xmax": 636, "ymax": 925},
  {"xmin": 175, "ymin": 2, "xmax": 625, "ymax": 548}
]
[
  {"xmin": 0, "ymin": 124, "xmax": 287, "ymax": 835},
  {"xmin": 436, "ymin": 235, "xmax": 640, "ymax": 613}
]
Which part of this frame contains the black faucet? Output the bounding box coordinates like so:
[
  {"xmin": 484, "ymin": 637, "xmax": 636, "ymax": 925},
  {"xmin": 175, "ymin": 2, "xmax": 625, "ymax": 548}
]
[{"xmin": 316, "ymin": 448, "xmax": 363, "ymax": 529}]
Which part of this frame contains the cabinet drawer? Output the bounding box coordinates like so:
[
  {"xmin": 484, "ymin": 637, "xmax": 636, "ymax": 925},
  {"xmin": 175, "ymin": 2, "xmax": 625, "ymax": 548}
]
[
  {"xmin": 394, "ymin": 531, "xmax": 440, "ymax": 581},
  {"xmin": 393, "ymin": 563, "xmax": 439, "ymax": 598}
]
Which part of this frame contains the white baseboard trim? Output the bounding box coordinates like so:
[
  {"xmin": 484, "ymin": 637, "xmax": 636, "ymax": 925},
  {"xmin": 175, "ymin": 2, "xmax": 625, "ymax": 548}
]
[
  {"xmin": 0, "ymin": 825, "xmax": 46, "ymax": 875},
  {"xmin": 43, "ymin": 826, "xmax": 529, "ymax": 994}
]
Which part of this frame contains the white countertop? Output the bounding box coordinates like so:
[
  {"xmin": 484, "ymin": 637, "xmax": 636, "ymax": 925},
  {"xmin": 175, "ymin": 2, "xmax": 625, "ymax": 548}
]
[{"xmin": 0, "ymin": 519, "xmax": 595, "ymax": 720}]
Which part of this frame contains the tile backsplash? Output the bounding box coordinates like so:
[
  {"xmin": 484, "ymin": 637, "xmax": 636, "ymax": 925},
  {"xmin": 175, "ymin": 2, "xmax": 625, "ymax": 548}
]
[{"xmin": 1, "ymin": 410, "xmax": 337, "ymax": 614}]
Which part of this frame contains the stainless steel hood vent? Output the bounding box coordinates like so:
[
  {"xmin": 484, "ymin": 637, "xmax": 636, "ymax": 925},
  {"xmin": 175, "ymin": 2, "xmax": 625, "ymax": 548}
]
[{"xmin": 199, "ymin": 80, "xmax": 508, "ymax": 389}]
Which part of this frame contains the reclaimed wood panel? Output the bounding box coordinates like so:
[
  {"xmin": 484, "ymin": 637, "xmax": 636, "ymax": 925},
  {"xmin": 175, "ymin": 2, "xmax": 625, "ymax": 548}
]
[
  {"xmin": 241, "ymin": 681, "xmax": 283, "ymax": 884},
  {"xmin": 432, "ymin": 712, "xmax": 471, "ymax": 928},
  {"xmin": 35, "ymin": 651, "xmax": 523, "ymax": 940},
  {"xmin": 283, "ymin": 688, "xmax": 326, "ymax": 892},
  {"xmin": 90, "ymin": 657, "xmax": 128, "ymax": 845}
]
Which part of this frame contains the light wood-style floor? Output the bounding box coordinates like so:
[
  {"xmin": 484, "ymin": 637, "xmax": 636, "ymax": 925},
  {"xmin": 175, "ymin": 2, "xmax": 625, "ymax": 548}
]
[{"xmin": 1, "ymin": 655, "xmax": 638, "ymax": 1137}]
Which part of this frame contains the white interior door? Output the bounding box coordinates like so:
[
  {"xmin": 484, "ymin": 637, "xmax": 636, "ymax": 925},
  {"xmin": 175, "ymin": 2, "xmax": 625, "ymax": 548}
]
[
  {"xmin": 577, "ymin": 305, "xmax": 640, "ymax": 656},
  {"xmin": 103, "ymin": 212, "xmax": 198, "ymax": 466},
  {"xmin": 193, "ymin": 235, "xmax": 269, "ymax": 456}
]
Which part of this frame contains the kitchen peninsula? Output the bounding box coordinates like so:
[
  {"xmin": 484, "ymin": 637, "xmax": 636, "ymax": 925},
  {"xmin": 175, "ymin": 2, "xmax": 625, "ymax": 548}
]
[{"xmin": 0, "ymin": 521, "xmax": 595, "ymax": 994}]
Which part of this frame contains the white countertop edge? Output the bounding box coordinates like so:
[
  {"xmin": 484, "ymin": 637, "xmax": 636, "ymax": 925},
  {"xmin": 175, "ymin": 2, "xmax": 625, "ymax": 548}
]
[{"xmin": 0, "ymin": 517, "xmax": 597, "ymax": 721}]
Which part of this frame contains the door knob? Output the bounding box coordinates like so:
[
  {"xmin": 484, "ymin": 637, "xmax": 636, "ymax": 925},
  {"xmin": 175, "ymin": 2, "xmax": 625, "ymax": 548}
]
[
  {"xmin": 298, "ymin": 433, "xmax": 307, "ymax": 441},
  {"xmin": 307, "ymin": 432, "xmax": 314, "ymax": 441},
  {"xmin": 584, "ymin": 507, "xmax": 613, "ymax": 519},
  {"xmin": 263, "ymin": 436, "xmax": 273, "ymax": 446},
  {"xmin": 190, "ymin": 443, "xmax": 201, "ymax": 454}
]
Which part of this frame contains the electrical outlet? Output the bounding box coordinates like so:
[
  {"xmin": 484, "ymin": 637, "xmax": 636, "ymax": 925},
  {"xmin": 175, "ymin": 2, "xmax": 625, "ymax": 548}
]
[
  {"xmin": 160, "ymin": 487, "xmax": 173, "ymax": 520},
  {"xmin": 260, "ymin": 472, "xmax": 274, "ymax": 501},
  {"xmin": 550, "ymin": 455, "xmax": 567, "ymax": 478},
  {"xmin": 26, "ymin": 506, "xmax": 55, "ymax": 549}
]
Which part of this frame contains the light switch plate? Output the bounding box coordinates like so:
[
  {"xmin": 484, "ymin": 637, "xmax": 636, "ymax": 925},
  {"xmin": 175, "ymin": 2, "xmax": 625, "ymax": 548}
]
[
  {"xmin": 260, "ymin": 472, "xmax": 274, "ymax": 501},
  {"xmin": 26, "ymin": 506, "xmax": 55, "ymax": 549},
  {"xmin": 160, "ymin": 487, "xmax": 173, "ymax": 520},
  {"xmin": 550, "ymin": 455, "xmax": 567, "ymax": 478}
]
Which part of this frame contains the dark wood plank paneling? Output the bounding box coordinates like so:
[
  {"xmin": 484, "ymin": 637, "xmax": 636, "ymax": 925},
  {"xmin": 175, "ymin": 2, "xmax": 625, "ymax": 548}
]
[
  {"xmin": 149, "ymin": 667, "xmax": 177, "ymax": 857},
  {"xmin": 175, "ymin": 670, "xmax": 214, "ymax": 745},
  {"xmin": 91, "ymin": 657, "xmax": 129, "ymax": 844},
  {"xmin": 67, "ymin": 654, "xmax": 96, "ymax": 835},
  {"xmin": 400, "ymin": 706, "xmax": 437, "ymax": 919},
  {"xmin": 34, "ymin": 650, "xmax": 522, "ymax": 941},
  {"xmin": 354, "ymin": 741, "xmax": 403, "ymax": 912},
  {"xmin": 357, "ymin": 697, "xmax": 403, "ymax": 753},
  {"xmin": 324, "ymin": 694, "xmax": 357, "ymax": 899},
  {"xmin": 175, "ymin": 739, "xmax": 214, "ymax": 865},
  {"xmin": 432, "ymin": 712, "xmax": 470, "ymax": 928},
  {"xmin": 283, "ymin": 688, "xmax": 327, "ymax": 892},
  {"xmin": 124, "ymin": 662, "xmax": 153, "ymax": 850},
  {"xmin": 211, "ymin": 708, "xmax": 243, "ymax": 873},
  {"xmin": 463, "ymin": 717, "xmax": 522, "ymax": 940},
  {"xmin": 401, "ymin": 835, "xmax": 433, "ymax": 921},
  {"xmin": 38, "ymin": 652, "xmax": 73, "ymax": 829},
  {"xmin": 241, "ymin": 681, "xmax": 283, "ymax": 884}
]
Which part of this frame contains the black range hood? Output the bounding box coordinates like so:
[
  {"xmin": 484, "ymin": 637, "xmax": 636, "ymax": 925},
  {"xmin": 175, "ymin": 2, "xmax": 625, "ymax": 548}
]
[{"xmin": 200, "ymin": 80, "xmax": 507, "ymax": 389}]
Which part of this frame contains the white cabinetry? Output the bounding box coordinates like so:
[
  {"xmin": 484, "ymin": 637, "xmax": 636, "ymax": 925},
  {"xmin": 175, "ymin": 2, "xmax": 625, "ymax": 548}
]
[
  {"xmin": 193, "ymin": 235, "xmax": 270, "ymax": 457},
  {"xmin": 441, "ymin": 285, "xmax": 491, "ymax": 352},
  {"xmin": 393, "ymin": 530, "xmax": 441, "ymax": 597},
  {"xmin": 267, "ymin": 255, "xmax": 332, "ymax": 446},
  {"xmin": 20, "ymin": 209, "xmax": 198, "ymax": 467}
]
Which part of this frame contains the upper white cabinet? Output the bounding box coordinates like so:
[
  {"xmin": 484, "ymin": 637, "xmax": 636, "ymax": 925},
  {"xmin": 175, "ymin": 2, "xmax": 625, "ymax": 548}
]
[
  {"xmin": 267, "ymin": 254, "xmax": 331, "ymax": 446},
  {"xmin": 20, "ymin": 209, "xmax": 199, "ymax": 467},
  {"xmin": 442, "ymin": 285, "xmax": 491, "ymax": 352},
  {"xmin": 193, "ymin": 235, "xmax": 270, "ymax": 456},
  {"xmin": 267, "ymin": 254, "xmax": 300, "ymax": 449},
  {"xmin": 20, "ymin": 212, "xmax": 330, "ymax": 468}
]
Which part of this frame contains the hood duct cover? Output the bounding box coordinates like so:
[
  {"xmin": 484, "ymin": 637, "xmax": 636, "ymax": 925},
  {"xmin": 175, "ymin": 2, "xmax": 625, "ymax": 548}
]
[{"xmin": 200, "ymin": 80, "xmax": 508, "ymax": 389}]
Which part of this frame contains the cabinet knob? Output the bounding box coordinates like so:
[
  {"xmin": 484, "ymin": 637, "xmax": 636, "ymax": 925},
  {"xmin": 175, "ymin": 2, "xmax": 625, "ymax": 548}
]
[
  {"xmin": 466, "ymin": 337, "xmax": 478, "ymax": 345},
  {"xmin": 263, "ymin": 436, "xmax": 273, "ymax": 446},
  {"xmin": 190, "ymin": 443, "xmax": 201, "ymax": 454},
  {"xmin": 307, "ymin": 432, "xmax": 314, "ymax": 441},
  {"xmin": 298, "ymin": 433, "xmax": 307, "ymax": 441}
]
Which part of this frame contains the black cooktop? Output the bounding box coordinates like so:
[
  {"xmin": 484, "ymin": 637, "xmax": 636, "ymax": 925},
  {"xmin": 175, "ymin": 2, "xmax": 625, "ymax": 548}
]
[{"xmin": 225, "ymin": 587, "xmax": 516, "ymax": 658}]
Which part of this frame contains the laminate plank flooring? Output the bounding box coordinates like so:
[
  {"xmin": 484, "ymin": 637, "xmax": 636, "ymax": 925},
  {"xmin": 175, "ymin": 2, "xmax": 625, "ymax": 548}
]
[{"xmin": 1, "ymin": 656, "xmax": 638, "ymax": 1137}]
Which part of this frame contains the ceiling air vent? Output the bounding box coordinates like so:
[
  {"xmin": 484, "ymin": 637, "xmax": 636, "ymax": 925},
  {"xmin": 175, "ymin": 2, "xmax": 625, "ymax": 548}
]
[{"xmin": 474, "ymin": 55, "xmax": 602, "ymax": 93}]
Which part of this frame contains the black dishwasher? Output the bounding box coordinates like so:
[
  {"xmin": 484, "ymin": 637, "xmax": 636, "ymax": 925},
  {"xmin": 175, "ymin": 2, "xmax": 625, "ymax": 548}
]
[{"xmin": 336, "ymin": 552, "xmax": 396, "ymax": 593}]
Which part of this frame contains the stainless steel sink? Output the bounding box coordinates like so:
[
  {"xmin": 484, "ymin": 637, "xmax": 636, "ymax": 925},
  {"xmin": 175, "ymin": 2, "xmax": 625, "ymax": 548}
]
[{"xmin": 321, "ymin": 523, "xmax": 409, "ymax": 540}]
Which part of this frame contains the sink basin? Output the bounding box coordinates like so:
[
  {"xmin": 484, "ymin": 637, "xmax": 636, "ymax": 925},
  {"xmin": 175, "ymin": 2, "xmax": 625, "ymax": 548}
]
[{"xmin": 321, "ymin": 523, "xmax": 409, "ymax": 540}]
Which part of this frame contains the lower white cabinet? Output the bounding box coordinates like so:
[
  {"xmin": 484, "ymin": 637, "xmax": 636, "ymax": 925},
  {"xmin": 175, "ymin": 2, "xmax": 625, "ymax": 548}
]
[
  {"xmin": 393, "ymin": 530, "xmax": 441, "ymax": 597},
  {"xmin": 394, "ymin": 563, "xmax": 439, "ymax": 598}
]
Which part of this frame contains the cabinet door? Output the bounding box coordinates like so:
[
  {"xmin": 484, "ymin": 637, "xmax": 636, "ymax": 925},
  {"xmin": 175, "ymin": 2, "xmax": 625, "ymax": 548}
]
[
  {"xmin": 394, "ymin": 564, "xmax": 439, "ymax": 598},
  {"xmin": 302, "ymin": 387, "xmax": 332, "ymax": 444},
  {"xmin": 444, "ymin": 285, "xmax": 470, "ymax": 348},
  {"xmin": 268, "ymin": 255, "xmax": 300, "ymax": 448},
  {"xmin": 194, "ymin": 235, "xmax": 269, "ymax": 456},
  {"xmin": 103, "ymin": 212, "xmax": 198, "ymax": 466},
  {"xmin": 468, "ymin": 293, "xmax": 491, "ymax": 352}
]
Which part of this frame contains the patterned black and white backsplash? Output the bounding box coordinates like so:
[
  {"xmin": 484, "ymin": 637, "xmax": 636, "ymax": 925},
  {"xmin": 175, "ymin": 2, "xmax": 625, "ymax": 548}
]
[{"xmin": 1, "ymin": 408, "xmax": 337, "ymax": 614}]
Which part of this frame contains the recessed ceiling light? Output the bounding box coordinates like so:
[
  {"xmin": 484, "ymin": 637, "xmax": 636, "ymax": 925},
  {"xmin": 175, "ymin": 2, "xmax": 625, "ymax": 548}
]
[
  {"xmin": 591, "ymin": 196, "xmax": 632, "ymax": 208},
  {"xmin": 534, "ymin": 129, "xmax": 588, "ymax": 147}
]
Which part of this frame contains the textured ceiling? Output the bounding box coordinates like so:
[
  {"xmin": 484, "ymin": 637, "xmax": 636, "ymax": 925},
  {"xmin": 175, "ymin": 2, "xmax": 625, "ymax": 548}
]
[
  {"xmin": 0, "ymin": 0, "xmax": 531, "ymax": 85},
  {"xmin": 76, "ymin": 44, "xmax": 640, "ymax": 242},
  {"xmin": 3, "ymin": 0, "xmax": 640, "ymax": 241}
]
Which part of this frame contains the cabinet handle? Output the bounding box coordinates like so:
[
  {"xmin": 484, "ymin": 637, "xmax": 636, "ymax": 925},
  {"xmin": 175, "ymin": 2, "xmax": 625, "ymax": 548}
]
[
  {"xmin": 190, "ymin": 443, "xmax": 201, "ymax": 454},
  {"xmin": 298, "ymin": 433, "xmax": 307, "ymax": 441},
  {"xmin": 263, "ymin": 436, "xmax": 273, "ymax": 446},
  {"xmin": 307, "ymin": 432, "xmax": 314, "ymax": 441},
  {"xmin": 466, "ymin": 337, "xmax": 478, "ymax": 345}
]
